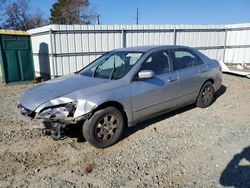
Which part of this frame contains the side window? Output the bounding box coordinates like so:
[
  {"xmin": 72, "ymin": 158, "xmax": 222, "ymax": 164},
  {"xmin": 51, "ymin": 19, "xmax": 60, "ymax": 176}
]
[
  {"xmin": 139, "ymin": 50, "xmax": 172, "ymax": 75},
  {"xmin": 174, "ymin": 49, "xmax": 202, "ymax": 70}
]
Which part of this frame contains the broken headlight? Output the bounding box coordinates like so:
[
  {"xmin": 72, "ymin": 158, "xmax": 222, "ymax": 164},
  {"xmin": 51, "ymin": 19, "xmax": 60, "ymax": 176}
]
[{"xmin": 37, "ymin": 102, "xmax": 77, "ymax": 120}]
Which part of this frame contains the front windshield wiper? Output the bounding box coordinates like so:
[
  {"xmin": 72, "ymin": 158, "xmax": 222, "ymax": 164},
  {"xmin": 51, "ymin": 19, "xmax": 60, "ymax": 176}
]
[{"xmin": 109, "ymin": 57, "xmax": 116, "ymax": 80}]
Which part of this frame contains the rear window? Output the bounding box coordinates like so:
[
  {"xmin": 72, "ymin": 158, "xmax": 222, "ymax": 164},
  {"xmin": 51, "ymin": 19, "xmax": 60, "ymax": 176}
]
[{"xmin": 174, "ymin": 49, "xmax": 203, "ymax": 70}]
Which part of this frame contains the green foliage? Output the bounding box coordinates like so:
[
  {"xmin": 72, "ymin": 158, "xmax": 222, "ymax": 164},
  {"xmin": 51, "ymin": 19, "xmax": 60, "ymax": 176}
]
[{"xmin": 50, "ymin": 0, "xmax": 96, "ymax": 24}]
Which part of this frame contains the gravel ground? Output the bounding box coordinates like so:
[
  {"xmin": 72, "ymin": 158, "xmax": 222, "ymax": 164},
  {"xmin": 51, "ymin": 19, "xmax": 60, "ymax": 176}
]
[{"xmin": 0, "ymin": 74, "xmax": 249, "ymax": 187}]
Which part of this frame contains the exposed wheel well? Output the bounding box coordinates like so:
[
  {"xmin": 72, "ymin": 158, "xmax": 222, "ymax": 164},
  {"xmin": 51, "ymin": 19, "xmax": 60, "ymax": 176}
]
[
  {"xmin": 93, "ymin": 101, "xmax": 128, "ymax": 126},
  {"xmin": 206, "ymin": 78, "xmax": 214, "ymax": 85},
  {"xmin": 200, "ymin": 79, "xmax": 215, "ymax": 91}
]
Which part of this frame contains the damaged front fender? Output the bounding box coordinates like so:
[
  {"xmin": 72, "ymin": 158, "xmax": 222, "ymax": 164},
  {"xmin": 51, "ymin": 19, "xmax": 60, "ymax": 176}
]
[{"xmin": 73, "ymin": 99, "xmax": 97, "ymax": 118}]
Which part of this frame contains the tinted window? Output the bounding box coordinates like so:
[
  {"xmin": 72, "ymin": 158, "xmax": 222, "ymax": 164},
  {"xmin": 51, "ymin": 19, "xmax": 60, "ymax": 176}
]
[
  {"xmin": 139, "ymin": 50, "xmax": 172, "ymax": 75},
  {"xmin": 173, "ymin": 49, "xmax": 202, "ymax": 70}
]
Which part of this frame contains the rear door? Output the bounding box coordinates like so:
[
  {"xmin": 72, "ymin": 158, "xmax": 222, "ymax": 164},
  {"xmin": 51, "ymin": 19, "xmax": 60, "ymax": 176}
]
[
  {"xmin": 172, "ymin": 48, "xmax": 208, "ymax": 106},
  {"xmin": 130, "ymin": 49, "xmax": 179, "ymax": 122}
]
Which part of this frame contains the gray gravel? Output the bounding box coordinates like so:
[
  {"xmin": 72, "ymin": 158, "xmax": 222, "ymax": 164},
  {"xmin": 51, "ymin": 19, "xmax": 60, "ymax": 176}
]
[{"xmin": 0, "ymin": 74, "xmax": 249, "ymax": 187}]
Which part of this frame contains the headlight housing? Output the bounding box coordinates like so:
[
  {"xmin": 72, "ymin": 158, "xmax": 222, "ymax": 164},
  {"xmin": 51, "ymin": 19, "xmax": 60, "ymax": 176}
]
[{"xmin": 37, "ymin": 102, "xmax": 77, "ymax": 120}]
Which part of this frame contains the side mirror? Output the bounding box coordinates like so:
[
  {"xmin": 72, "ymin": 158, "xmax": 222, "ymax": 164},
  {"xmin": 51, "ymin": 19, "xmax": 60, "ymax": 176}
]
[{"xmin": 138, "ymin": 70, "xmax": 155, "ymax": 80}]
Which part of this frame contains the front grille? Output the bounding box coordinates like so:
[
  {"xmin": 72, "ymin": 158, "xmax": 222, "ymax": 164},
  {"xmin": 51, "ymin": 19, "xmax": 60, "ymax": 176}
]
[{"xmin": 18, "ymin": 104, "xmax": 36, "ymax": 118}]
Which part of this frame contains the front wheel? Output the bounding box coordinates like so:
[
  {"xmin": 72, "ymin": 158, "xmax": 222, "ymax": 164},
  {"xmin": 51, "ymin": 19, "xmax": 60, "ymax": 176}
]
[
  {"xmin": 82, "ymin": 107, "xmax": 124, "ymax": 148},
  {"xmin": 196, "ymin": 81, "xmax": 214, "ymax": 108}
]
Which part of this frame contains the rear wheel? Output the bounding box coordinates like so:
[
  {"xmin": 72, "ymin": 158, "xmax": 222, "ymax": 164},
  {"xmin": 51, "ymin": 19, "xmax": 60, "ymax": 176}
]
[
  {"xmin": 196, "ymin": 81, "xmax": 214, "ymax": 108},
  {"xmin": 82, "ymin": 107, "xmax": 124, "ymax": 148}
]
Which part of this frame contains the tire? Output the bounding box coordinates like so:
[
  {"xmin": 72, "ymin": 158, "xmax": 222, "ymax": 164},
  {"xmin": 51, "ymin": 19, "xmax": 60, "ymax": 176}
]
[
  {"xmin": 196, "ymin": 81, "xmax": 214, "ymax": 108},
  {"xmin": 82, "ymin": 107, "xmax": 124, "ymax": 148}
]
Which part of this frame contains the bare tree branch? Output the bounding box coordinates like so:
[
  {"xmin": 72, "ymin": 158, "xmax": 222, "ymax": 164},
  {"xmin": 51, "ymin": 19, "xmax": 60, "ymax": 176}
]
[{"xmin": 1, "ymin": 0, "xmax": 48, "ymax": 30}]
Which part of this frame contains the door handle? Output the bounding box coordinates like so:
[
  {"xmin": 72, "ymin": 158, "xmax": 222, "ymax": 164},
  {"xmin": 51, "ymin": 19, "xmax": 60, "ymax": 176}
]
[
  {"xmin": 167, "ymin": 78, "xmax": 177, "ymax": 83},
  {"xmin": 199, "ymin": 69, "xmax": 207, "ymax": 73}
]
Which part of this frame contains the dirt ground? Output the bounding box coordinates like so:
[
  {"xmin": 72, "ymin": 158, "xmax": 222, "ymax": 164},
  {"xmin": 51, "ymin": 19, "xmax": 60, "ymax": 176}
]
[{"xmin": 0, "ymin": 74, "xmax": 249, "ymax": 187}]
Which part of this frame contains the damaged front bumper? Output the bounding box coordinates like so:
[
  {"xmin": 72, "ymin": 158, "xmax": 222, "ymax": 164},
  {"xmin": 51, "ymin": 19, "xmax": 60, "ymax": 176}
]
[
  {"xmin": 18, "ymin": 95, "xmax": 97, "ymax": 127},
  {"xmin": 18, "ymin": 103, "xmax": 44, "ymax": 129},
  {"xmin": 18, "ymin": 103, "xmax": 92, "ymax": 140},
  {"xmin": 18, "ymin": 103, "xmax": 91, "ymax": 126}
]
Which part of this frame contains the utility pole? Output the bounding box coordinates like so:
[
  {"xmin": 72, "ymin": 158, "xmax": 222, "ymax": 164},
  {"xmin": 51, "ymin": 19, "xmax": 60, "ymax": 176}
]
[
  {"xmin": 96, "ymin": 14, "xmax": 100, "ymax": 25},
  {"xmin": 136, "ymin": 7, "xmax": 140, "ymax": 25}
]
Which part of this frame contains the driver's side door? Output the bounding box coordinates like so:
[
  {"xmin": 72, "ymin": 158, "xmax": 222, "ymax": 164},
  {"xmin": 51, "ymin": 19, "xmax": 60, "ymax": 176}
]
[{"xmin": 130, "ymin": 49, "xmax": 179, "ymax": 122}]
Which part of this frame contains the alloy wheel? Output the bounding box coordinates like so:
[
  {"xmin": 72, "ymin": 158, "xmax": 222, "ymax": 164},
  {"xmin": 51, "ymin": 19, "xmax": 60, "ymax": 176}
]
[
  {"xmin": 202, "ymin": 85, "xmax": 213, "ymax": 104},
  {"xmin": 95, "ymin": 114, "xmax": 118, "ymax": 141}
]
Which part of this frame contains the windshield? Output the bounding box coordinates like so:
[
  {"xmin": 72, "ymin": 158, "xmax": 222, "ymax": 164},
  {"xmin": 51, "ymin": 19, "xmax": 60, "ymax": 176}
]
[{"xmin": 79, "ymin": 51, "xmax": 143, "ymax": 79}]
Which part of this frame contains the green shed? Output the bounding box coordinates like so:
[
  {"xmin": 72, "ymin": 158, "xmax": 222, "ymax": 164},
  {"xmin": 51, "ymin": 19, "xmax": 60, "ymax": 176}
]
[{"xmin": 0, "ymin": 30, "xmax": 34, "ymax": 84}]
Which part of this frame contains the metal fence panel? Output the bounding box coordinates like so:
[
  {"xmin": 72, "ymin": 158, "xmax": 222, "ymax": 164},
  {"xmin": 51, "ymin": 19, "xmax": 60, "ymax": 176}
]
[{"xmin": 28, "ymin": 23, "xmax": 250, "ymax": 77}]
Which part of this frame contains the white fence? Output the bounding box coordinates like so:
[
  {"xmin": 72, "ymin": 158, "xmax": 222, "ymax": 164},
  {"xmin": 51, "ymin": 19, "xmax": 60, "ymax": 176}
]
[{"xmin": 28, "ymin": 23, "xmax": 250, "ymax": 78}]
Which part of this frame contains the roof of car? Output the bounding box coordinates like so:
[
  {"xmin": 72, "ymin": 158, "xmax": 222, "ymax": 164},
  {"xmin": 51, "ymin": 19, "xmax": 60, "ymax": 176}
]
[{"xmin": 114, "ymin": 45, "xmax": 192, "ymax": 52}]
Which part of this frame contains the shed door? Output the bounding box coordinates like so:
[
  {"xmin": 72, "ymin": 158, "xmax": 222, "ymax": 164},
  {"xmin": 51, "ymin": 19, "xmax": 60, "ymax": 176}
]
[{"xmin": 1, "ymin": 35, "xmax": 34, "ymax": 83}]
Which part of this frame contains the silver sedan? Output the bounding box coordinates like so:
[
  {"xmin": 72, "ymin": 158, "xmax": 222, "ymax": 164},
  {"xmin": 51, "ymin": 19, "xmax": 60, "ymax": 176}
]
[{"xmin": 18, "ymin": 45, "xmax": 222, "ymax": 148}]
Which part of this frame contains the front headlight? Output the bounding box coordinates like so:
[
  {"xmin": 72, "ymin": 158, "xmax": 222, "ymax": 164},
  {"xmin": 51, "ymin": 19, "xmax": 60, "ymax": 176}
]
[{"xmin": 37, "ymin": 102, "xmax": 77, "ymax": 120}]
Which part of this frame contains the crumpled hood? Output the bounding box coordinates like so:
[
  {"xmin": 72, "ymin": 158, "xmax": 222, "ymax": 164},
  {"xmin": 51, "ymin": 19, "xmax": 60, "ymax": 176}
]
[{"xmin": 19, "ymin": 74, "xmax": 111, "ymax": 111}]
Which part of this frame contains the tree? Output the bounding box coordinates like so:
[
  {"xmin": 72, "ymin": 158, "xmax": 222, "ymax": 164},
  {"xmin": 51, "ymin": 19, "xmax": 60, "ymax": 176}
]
[
  {"xmin": 0, "ymin": 0, "xmax": 7, "ymax": 27},
  {"xmin": 50, "ymin": 0, "xmax": 97, "ymax": 24},
  {"xmin": 1, "ymin": 0, "xmax": 48, "ymax": 30}
]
